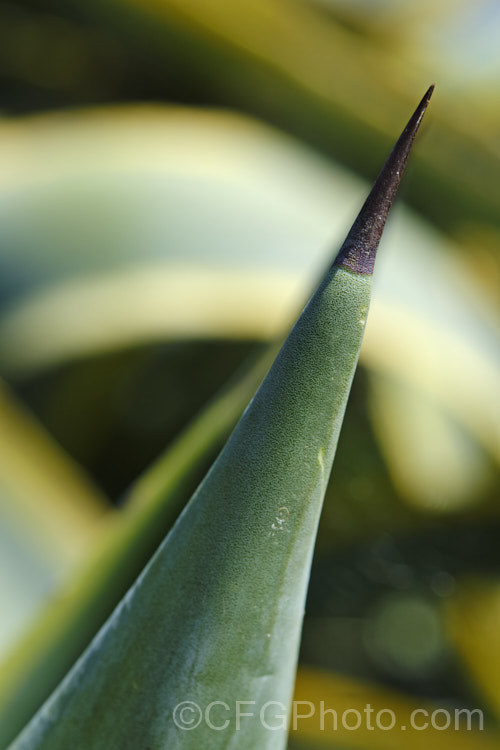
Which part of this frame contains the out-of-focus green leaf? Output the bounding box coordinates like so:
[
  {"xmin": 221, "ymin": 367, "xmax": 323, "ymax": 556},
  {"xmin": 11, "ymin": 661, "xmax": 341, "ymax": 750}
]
[
  {"xmin": 0, "ymin": 345, "xmax": 275, "ymax": 749},
  {"xmin": 363, "ymin": 208, "xmax": 500, "ymax": 510},
  {"xmin": 66, "ymin": 0, "xmax": 500, "ymax": 241},
  {"xmin": 311, "ymin": 0, "xmax": 500, "ymax": 104},
  {"xmin": 0, "ymin": 105, "xmax": 359, "ymax": 371},
  {"xmin": 0, "ymin": 380, "xmax": 109, "ymax": 661},
  {"xmin": 0, "ymin": 381, "xmax": 108, "ymax": 561}
]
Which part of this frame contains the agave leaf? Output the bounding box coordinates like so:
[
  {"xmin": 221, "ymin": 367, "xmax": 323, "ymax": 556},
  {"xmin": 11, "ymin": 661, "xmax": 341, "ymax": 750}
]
[
  {"xmin": 65, "ymin": 0, "xmax": 499, "ymax": 239},
  {"xmin": 0, "ymin": 380, "xmax": 108, "ymax": 566},
  {"xmin": 0, "ymin": 380, "xmax": 109, "ymax": 661},
  {"xmin": 363, "ymin": 209, "xmax": 500, "ymax": 470},
  {"xmin": 7, "ymin": 88, "xmax": 432, "ymax": 750},
  {"xmin": 0, "ymin": 106, "xmax": 359, "ymax": 371},
  {"xmin": 367, "ymin": 372, "xmax": 495, "ymax": 512}
]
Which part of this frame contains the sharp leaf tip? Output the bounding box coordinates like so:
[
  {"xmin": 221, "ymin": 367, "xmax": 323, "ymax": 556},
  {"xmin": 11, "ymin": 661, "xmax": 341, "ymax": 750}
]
[{"xmin": 334, "ymin": 86, "xmax": 434, "ymax": 275}]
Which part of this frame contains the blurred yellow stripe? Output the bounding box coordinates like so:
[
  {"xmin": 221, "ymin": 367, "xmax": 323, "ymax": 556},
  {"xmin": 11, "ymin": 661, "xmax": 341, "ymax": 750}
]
[
  {"xmin": 293, "ymin": 667, "xmax": 498, "ymax": 749},
  {"xmin": 0, "ymin": 381, "xmax": 110, "ymax": 568}
]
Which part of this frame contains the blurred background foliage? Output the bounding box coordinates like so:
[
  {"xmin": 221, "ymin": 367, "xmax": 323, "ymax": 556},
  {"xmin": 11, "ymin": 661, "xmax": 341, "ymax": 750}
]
[{"xmin": 0, "ymin": 0, "xmax": 499, "ymax": 748}]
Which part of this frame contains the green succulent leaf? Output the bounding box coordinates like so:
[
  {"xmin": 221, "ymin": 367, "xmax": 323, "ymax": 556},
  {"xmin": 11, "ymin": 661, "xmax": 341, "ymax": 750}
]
[
  {"xmin": 8, "ymin": 88, "xmax": 432, "ymax": 750},
  {"xmin": 0, "ymin": 344, "xmax": 276, "ymax": 749}
]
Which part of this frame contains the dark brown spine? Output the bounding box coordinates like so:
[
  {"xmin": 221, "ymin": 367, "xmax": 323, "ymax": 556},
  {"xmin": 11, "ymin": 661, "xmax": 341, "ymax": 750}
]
[{"xmin": 334, "ymin": 84, "xmax": 434, "ymax": 275}]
